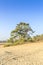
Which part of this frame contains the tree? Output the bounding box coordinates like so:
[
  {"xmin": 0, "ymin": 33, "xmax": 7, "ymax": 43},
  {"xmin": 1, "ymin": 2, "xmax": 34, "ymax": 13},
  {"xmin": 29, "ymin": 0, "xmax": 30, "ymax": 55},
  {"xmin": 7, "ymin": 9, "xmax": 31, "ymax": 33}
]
[{"xmin": 10, "ymin": 22, "xmax": 34, "ymax": 42}]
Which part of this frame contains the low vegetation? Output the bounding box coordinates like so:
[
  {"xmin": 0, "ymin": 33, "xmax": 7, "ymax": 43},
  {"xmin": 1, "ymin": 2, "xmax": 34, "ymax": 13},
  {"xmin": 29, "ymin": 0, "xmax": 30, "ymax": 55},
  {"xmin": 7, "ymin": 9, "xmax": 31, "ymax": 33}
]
[{"xmin": 32, "ymin": 34, "xmax": 43, "ymax": 42}]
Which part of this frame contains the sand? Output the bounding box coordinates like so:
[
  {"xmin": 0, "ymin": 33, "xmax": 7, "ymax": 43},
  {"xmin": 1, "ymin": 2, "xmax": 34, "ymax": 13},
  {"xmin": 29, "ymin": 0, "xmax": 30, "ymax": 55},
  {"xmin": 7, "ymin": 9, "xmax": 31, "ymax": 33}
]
[{"xmin": 0, "ymin": 42, "xmax": 43, "ymax": 65}]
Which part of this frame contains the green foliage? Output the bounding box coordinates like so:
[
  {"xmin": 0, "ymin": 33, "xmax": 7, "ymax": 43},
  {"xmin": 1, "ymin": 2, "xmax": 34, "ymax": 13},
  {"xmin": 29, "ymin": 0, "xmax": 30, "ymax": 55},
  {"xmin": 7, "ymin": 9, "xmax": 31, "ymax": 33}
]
[
  {"xmin": 10, "ymin": 22, "xmax": 34, "ymax": 42},
  {"xmin": 12, "ymin": 39, "xmax": 27, "ymax": 45},
  {"xmin": 4, "ymin": 43, "xmax": 12, "ymax": 47},
  {"xmin": 4, "ymin": 34, "xmax": 43, "ymax": 47},
  {"xmin": 4, "ymin": 22, "xmax": 34, "ymax": 47}
]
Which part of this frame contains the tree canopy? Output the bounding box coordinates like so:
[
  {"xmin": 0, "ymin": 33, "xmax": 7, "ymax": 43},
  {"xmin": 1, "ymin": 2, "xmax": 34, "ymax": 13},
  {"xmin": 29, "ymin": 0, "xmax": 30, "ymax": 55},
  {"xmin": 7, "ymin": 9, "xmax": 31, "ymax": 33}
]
[{"xmin": 10, "ymin": 22, "xmax": 34, "ymax": 42}]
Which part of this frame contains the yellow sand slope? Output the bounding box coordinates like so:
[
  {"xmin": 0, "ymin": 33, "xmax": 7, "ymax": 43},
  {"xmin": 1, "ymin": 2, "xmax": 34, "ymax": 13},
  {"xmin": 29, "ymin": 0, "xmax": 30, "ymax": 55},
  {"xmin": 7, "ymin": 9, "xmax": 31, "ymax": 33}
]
[{"xmin": 0, "ymin": 42, "xmax": 43, "ymax": 65}]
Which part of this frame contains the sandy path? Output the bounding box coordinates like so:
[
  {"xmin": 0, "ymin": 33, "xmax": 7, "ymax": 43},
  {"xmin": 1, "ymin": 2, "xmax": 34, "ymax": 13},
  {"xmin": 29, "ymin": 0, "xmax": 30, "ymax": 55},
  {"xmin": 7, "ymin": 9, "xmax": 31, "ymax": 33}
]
[{"xmin": 0, "ymin": 42, "xmax": 43, "ymax": 65}]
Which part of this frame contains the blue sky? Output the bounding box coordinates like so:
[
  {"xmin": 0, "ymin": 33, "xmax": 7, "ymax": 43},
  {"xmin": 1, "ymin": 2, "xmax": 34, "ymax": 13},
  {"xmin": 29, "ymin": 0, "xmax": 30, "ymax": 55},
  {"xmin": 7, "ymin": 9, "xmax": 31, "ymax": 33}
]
[{"xmin": 0, "ymin": 0, "xmax": 43, "ymax": 40}]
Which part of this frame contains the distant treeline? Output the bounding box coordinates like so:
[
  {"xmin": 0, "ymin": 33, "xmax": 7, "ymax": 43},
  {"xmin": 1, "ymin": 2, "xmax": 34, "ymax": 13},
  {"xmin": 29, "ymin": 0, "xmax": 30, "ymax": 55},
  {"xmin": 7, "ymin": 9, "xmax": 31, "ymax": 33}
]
[{"xmin": 0, "ymin": 41, "xmax": 7, "ymax": 43}]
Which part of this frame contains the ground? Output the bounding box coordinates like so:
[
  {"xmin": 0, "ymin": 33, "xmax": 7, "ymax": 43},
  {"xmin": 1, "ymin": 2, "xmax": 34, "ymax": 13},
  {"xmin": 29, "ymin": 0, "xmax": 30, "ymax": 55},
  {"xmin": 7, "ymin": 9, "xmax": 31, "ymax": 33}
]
[{"xmin": 0, "ymin": 42, "xmax": 43, "ymax": 65}]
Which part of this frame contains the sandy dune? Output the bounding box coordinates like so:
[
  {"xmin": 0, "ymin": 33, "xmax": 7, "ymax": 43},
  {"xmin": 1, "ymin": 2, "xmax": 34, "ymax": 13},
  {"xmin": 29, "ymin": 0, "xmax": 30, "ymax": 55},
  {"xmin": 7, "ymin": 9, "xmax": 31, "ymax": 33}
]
[{"xmin": 0, "ymin": 42, "xmax": 43, "ymax": 65}]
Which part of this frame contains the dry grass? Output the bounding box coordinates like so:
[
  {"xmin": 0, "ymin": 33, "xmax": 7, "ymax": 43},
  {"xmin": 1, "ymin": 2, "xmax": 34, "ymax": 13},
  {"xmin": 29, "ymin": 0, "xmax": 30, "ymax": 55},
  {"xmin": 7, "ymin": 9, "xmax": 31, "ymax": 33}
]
[{"xmin": 0, "ymin": 42, "xmax": 43, "ymax": 65}]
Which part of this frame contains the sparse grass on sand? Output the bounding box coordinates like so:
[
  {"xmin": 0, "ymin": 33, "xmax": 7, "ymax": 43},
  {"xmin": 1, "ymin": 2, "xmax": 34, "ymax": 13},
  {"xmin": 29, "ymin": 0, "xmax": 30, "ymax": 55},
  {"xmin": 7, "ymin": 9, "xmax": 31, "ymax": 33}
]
[{"xmin": 0, "ymin": 42, "xmax": 43, "ymax": 65}]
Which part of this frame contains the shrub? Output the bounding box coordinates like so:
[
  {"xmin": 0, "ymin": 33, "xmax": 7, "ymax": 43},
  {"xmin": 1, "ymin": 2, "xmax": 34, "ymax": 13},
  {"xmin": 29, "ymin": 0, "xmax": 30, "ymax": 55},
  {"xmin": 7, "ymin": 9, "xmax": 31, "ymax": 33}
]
[{"xmin": 4, "ymin": 43, "xmax": 12, "ymax": 47}]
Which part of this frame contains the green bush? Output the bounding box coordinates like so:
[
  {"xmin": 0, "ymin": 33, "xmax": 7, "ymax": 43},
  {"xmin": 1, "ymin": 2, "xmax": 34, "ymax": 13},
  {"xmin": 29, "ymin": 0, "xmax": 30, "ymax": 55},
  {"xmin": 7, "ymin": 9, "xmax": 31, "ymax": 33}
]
[{"xmin": 4, "ymin": 43, "xmax": 12, "ymax": 47}]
